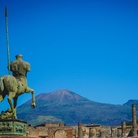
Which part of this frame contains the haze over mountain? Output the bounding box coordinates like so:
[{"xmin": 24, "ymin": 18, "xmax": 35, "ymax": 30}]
[{"xmin": 17, "ymin": 89, "xmax": 136, "ymax": 126}]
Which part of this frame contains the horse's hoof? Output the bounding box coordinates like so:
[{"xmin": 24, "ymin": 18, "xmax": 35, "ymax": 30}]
[
  {"xmin": 14, "ymin": 116, "xmax": 17, "ymax": 119},
  {"xmin": 31, "ymin": 103, "xmax": 36, "ymax": 108},
  {"xmin": 12, "ymin": 115, "xmax": 17, "ymax": 119}
]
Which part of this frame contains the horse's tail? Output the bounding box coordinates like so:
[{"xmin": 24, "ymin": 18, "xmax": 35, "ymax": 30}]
[{"xmin": 0, "ymin": 77, "xmax": 4, "ymax": 92}]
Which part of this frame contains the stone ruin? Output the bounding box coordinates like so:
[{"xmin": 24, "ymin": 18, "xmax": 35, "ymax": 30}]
[
  {"xmin": 0, "ymin": 104, "xmax": 137, "ymax": 138},
  {"xmin": 26, "ymin": 104, "xmax": 138, "ymax": 138}
]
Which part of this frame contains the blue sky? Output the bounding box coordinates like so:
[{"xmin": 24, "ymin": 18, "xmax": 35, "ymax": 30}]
[{"xmin": 0, "ymin": 0, "xmax": 138, "ymax": 111}]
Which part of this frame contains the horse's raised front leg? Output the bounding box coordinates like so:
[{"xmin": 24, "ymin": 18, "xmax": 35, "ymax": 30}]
[
  {"xmin": 26, "ymin": 87, "xmax": 36, "ymax": 108},
  {"xmin": 8, "ymin": 92, "xmax": 17, "ymax": 119}
]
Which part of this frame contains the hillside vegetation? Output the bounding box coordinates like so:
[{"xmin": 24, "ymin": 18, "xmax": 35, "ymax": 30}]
[{"xmin": 17, "ymin": 89, "xmax": 137, "ymax": 126}]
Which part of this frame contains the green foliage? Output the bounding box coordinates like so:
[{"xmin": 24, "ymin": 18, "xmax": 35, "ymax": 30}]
[{"xmin": 28, "ymin": 115, "xmax": 63, "ymax": 126}]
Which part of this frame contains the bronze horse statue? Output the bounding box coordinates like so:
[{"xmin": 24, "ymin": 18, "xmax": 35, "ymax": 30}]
[
  {"xmin": 0, "ymin": 54, "xmax": 36, "ymax": 119},
  {"xmin": 0, "ymin": 75, "xmax": 36, "ymax": 119}
]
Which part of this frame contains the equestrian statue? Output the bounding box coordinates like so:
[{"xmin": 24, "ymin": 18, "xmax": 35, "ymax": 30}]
[{"xmin": 0, "ymin": 54, "xmax": 36, "ymax": 119}]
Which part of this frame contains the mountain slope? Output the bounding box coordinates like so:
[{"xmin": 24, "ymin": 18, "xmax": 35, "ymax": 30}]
[
  {"xmin": 123, "ymin": 100, "xmax": 138, "ymax": 106},
  {"xmin": 17, "ymin": 89, "xmax": 134, "ymax": 126}
]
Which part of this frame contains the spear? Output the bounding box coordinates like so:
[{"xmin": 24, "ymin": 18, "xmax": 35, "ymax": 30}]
[{"xmin": 5, "ymin": 6, "xmax": 10, "ymax": 75}]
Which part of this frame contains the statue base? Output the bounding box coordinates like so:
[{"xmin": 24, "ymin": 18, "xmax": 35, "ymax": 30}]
[
  {"xmin": 0, "ymin": 136, "xmax": 27, "ymax": 138},
  {"xmin": 0, "ymin": 119, "xmax": 27, "ymax": 136}
]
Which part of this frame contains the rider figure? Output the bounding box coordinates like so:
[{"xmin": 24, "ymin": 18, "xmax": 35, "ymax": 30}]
[{"xmin": 9, "ymin": 54, "xmax": 30, "ymax": 79}]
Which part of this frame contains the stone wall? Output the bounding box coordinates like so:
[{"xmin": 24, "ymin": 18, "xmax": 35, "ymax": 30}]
[
  {"xmin": 26, "ymin": 122, "xmax": 134, "ymax": 138},
  {"xmin": 28, "ymin": 123, "xmax": 73, "ymax": 138},
  {"xmin": 0, "ymin": 122, "xmax": 135, "ymax": 138}
]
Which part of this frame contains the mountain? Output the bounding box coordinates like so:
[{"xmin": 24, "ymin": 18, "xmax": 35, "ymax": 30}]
[
  {"xmin": 123, "ymin": 100, "xmax": 138, "ymax": 106},
  {"xmin": 17, "ymin": 89, "xmax": 135, "ymax": 126}
]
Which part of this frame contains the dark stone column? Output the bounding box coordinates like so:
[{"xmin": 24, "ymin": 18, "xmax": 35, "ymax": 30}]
[
  {"xmin": 78, "ymin": 122, "xmax": 83, "ymax": 138},
  {"xmin": 132, "ymin": 104, "xmax": 137, "ymax": 137}
]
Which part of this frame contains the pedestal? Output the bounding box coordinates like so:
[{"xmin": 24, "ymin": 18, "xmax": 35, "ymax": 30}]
[{"xmin": 0, "ymin": 119, "xmax": 27, "ymax": 136}]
